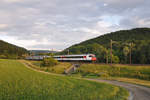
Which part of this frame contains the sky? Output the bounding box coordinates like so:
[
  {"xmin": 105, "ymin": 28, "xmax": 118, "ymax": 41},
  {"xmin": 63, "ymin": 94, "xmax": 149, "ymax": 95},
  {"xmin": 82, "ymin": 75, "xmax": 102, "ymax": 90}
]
[{"xmin": 0, "ymin": 0, "xmax": 150, "ymax": 51}]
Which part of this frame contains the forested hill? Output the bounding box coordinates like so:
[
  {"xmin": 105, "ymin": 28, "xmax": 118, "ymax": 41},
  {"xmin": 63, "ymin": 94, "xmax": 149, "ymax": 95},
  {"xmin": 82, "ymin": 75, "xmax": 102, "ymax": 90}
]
[
  {"xmin": 0, "ymin": 40, "xmax": 28, "ymax": 59},
  {"xmin": 60, "ymin": 28, "xmax": 150, "ymax": 64},
  {"xmin": 72, "ymin": 28, "xmax": 150, "ymax": 47}
]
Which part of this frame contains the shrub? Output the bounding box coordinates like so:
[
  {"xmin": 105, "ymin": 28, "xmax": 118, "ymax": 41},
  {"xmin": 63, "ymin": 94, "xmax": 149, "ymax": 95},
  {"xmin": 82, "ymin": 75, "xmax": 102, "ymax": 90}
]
[
  {"xmin": 0, "ymin": 55, "xmax": 7, "ymax": 59},
  {"xmin": 98, "ymin": 71, "xmax": 110, "ymax": 77},
  {"xmin": 41, "ymin": 57, "xmax": 58, "ymax": 67},
  {"xmin": 112, "ymin": 56, "xmax": 120, "ymax": 63}
]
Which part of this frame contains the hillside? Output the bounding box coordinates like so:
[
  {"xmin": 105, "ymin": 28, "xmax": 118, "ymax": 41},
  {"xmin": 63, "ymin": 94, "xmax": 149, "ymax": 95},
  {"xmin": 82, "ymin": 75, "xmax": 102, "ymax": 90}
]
[
  {"xmin": 29, "ymin": 50, "xmax": 58, "ymax": 55},
  {"xmin": 0, "ymin": 40, "xmax": 28, "ymax": 59},
  {"xmin": 60, "ymin": 28, "xmax": 150, "ymax": 64},
  {"xmin": 75, "ymin": 28, "xmax": 150, "ymax": 47}
]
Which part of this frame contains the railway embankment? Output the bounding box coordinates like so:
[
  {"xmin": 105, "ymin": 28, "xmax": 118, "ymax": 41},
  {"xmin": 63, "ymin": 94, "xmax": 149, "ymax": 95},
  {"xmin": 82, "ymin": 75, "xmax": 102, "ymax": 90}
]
[{"xmin": 64, "ymin": 64, "xmax": 80, "ymax": 74}]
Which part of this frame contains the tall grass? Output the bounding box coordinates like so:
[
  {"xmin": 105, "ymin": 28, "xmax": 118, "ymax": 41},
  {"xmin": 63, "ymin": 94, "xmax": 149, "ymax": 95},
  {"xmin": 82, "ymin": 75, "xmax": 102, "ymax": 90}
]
[
  {"xmin": 0, "ymin": 59, "xmax": 128, "ymax": 100},
  {"xmin": 76, "ymin": 64, "xmax": 150, "ymax": 80},
  {"xmin": 30, "ymin": 60, "xmax": 72, "ymax": 74}
]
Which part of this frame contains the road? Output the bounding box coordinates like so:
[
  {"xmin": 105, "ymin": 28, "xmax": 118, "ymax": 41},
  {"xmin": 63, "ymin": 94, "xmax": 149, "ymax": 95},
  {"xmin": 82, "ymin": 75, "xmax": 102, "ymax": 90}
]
[{"xmin": 89, "ymin": 79, "xmax": 150, "ymax": 100}]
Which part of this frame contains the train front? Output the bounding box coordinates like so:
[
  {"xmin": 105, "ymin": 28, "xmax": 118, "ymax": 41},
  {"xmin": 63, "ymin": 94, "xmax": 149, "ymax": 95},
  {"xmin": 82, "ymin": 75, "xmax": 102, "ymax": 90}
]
[{"xmin": 88, "ymin": 54, "xmax": 97, "ymax": 61}]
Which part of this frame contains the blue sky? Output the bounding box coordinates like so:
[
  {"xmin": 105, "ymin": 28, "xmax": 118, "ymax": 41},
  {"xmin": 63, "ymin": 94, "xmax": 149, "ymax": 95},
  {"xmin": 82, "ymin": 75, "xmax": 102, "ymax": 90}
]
[{"xmin": 0, "ymin": 0, "xmax": 150, "ymax": 50}]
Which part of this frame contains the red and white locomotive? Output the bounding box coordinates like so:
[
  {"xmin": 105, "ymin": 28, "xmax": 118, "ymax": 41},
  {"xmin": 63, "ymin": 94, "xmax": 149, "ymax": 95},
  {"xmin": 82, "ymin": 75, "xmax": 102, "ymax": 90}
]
[
  {"xmin": 53, "ymin": 54, "xmax": 96, "ymax": 62},
  {"xmin": 26, "ymin": 54, "xmax": 97, "ymax": 62}
]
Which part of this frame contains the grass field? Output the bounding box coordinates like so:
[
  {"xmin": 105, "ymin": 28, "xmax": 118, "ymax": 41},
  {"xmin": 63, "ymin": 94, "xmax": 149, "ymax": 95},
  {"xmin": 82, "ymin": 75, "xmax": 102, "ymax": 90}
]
[
  {"xmin": 24, "ymin": 61, "xmax": 150, "ymax": 87},
  {"xmin": 75, "ymin": 64, "xmax": 150, "ymax": 81},
  {"xmin": 0, "ymin": 59, "xmax": 128, "ymax": 100}
]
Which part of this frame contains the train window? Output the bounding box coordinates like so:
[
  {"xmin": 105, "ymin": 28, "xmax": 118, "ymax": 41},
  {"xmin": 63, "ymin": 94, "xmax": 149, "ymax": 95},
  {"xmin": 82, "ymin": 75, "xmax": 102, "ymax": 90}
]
[
  {"xmin": 65, "ymin": 56, "xmax": 84, "ymax": 58},
  {"xmin": 54, "ymin": 55, "xmax": 87, "ymax": 58},
  {"xmin": 89, "ymin": 55, "xmax": 95, "ymax": 57},
  {"xmin": 53, "ymin": 57, "xmax": 61, "ymax": 58}
]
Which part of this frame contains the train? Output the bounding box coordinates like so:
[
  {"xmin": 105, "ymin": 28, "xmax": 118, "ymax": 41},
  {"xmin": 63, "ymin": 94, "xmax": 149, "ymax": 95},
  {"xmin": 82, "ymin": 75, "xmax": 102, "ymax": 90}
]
[
  {"xmin": 25, "ymin": 54, "xmax": 97, "ymax": 62},
  {"xmin": 25, "ymin": 55, "xmax": 47, "ymax": 60}
]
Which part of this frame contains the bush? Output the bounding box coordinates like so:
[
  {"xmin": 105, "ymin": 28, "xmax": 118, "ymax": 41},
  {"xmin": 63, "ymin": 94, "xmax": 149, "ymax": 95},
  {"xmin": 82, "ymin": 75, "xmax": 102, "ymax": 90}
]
[
  {"xmin": 0, "ymin": 55, "xmax": 7, "ymax": 59},
  {"xmin": 98, "ymin": 71, "xmax": 110, "ymax": 77},
  {"xmin": 112, "ymin": 56, "xmax": 120, "ymax": 63},
  {"xmin": 41, "ymin": 57, "xmax": 58, "ymax": 67}
]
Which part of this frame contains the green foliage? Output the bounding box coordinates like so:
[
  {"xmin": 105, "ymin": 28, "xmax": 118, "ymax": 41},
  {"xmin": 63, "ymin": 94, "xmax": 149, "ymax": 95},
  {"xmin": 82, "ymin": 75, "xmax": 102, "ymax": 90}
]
[
  {"xmin": 0, "ymin": 40, "xmax": 27, "ymax": 59},
  {"xmin": 123, "ymin": 46, "xmax": 129, "ymax": 57},
  {"xmin": 0, "ymin": 55, "xmax": 7, "ymax": 59},
  {"xmin": 112, "ymin": 55, "xmax": 120, "ymax": 63},
  {"xmin": 59, "ymin": 28, "xmax": 150, "ymax": 64},
  {"xmin": 31, "ymin": 61, "xmax": 71, "ymax": 74},
  {"xmin": 0, "ymin": 59, "xmax": 129, "ymax": 100},
  {"xmin": 41, "ymin": 57, "xmax": 58, "ymax": 67}
]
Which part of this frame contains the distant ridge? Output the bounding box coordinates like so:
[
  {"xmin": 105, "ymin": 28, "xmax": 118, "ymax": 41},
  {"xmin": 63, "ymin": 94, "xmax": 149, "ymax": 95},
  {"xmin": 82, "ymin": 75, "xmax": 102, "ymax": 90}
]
[
  {"xmin": 0, "ymin": 40, "xmax": 28, "ymax": 59},
  {"xmin": 71, "ymin": 28, "xmax": 150, "ymax": 48},
  {"xmin": 29, "ymin": 50, "xmax": 58, "ymax": 55}
]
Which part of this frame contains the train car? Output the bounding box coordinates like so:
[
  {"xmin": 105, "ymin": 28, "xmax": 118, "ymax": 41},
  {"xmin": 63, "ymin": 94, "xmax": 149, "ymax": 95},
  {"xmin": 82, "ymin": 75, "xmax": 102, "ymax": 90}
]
[
  {"xmin": 53, "ymin": 54, "xmax": 96, "ymax": 62},
  {"xmin": 25, "ymin": 55, "xmax": 50, "ymax": 60}
]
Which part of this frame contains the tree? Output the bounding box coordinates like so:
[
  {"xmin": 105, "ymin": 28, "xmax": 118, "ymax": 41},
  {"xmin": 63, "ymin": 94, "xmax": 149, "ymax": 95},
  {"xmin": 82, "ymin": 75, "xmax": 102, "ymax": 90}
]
[
  {"xmin": 41, "ymin": 57, "xmax": 58, "ymax": 67},
  {"xmin": 112, "ymin": 55, "xmax": 120, "ymax": 63},
  {"xmin": 123, "ymin": 46, "xmax": 130, "ymax": 63}
]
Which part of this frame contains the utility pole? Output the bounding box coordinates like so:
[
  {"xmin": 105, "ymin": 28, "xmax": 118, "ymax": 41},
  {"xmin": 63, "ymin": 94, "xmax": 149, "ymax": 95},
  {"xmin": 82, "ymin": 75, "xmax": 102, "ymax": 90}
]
[
  {"xmin": 129, "ymin": 43, "xmax": 132, "ymax": 64},
  {"xmin": 105, "ymin": 50, "xmax": 108, "ymax": 64},
  {"xmin": 51, "ymin": 48, "xmax": 53, "ymax": 56},
  {"xmin": 68, "ymin": 49, "xmax": 69, "ymax": 55},
  {"xmin": 110, "ymin": 39, "xmax": 112, "ymax": 64},
  {"xmin": 106, "ymin": 54, "xmax": 108, "ymax": 64}
]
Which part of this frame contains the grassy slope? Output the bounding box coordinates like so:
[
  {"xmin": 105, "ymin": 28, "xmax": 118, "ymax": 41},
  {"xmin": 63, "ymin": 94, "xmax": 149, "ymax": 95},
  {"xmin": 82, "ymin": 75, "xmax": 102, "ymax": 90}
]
[
  {"xmin": 76, "ymin": 64, "xmax": 150, "ymax": 80},
  {"xmin": 27, "ymin": 60, "xmax": 72, "ymax": 74},
  {"xmin": 23, "ymin": 60, "xmax": 150, "ymax": 88},
  {"xmin": 74, "ymin": 64, "xmax": 150, "ymax": 87},
  {"xmin": 0, "ymin": 59, "xmax": 128, "ymax": 100}
]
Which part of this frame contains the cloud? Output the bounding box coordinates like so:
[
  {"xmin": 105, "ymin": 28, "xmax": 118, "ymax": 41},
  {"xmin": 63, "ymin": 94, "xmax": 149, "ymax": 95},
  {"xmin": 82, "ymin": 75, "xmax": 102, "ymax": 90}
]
[
  {"xmin": 0, "ymin": 24, "xmax": 8, "ymax": 29},
  {"xmin": 3, "ymin": 0, "xmax": 24, "ymax": 3},
  {"xmin": 0, "ymin": 0, "xmax": 150, "ymax": 50}
]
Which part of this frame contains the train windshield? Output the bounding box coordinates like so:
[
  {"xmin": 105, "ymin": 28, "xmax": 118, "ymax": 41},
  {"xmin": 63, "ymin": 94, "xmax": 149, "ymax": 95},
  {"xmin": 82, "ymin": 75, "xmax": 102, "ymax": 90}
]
[{"xmin": 89, "ymin": 55, "xmax": 95, "ymax": 57}]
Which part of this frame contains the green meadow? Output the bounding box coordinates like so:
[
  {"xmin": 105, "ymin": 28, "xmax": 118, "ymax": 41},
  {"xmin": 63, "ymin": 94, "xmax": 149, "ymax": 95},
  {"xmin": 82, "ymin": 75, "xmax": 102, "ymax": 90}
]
[
  {"xmin": 75, "ymin": 64, "xmax": 150, "ymax": 81},
  {"xmin": 0, "ymin": 59, "xmax": 128, "ymax": 100}
]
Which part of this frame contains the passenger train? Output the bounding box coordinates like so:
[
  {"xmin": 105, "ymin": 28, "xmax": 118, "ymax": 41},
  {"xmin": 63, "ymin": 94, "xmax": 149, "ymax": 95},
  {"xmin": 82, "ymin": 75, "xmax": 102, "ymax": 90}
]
[{"xmin": 26, "ymin": 54, "xmax": 97, "ymax": 62}]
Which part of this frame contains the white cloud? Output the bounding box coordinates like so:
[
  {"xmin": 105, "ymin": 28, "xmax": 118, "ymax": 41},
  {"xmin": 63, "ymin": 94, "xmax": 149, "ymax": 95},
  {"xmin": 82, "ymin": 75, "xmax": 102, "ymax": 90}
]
[
  {"xmin": 0, "ymin": 24, "xmax": 8, "ymax": 29},
  {"xmin": 104, "ymin": 3, "xmax": 108, "ymax": 6},
  {"xmin": 137, "ymin": 19, "xmax": 150, "ymax": 26},
  {"xmin": 2, "ymin": 0, "xmax": 24, "ymax": 3},
  {"xmin": 97, "ymin": 21, "xmax": 112, "ymax": 27}
]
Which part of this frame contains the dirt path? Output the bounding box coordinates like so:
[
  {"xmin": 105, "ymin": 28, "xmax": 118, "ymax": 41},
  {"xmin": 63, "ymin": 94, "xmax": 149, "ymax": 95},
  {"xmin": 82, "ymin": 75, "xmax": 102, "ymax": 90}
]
[
  {"xmin": 20, "ymin": 60, "xmax": 150, "ymax": 100},
  {"xmin": 88, "ymin": 79, "xmax": 150, "ymax": 100},
  {"xmin": 19, "ymin": 60, "xmax": 65, "ymax": 77}
]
